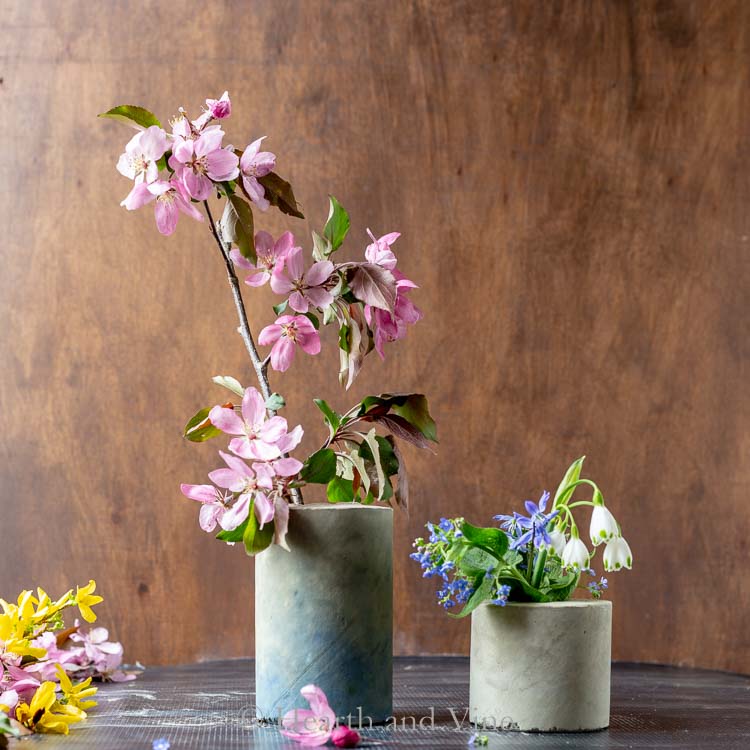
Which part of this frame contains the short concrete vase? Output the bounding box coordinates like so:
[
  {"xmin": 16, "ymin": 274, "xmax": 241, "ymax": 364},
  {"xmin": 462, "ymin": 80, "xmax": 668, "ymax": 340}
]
[
  {"xmin": 470, "ymin": 600, "xmax": 612, "ymax": 732},
  {"xmin": 255, "ymin": 503, "xmax": 393, "ymax": 722}
]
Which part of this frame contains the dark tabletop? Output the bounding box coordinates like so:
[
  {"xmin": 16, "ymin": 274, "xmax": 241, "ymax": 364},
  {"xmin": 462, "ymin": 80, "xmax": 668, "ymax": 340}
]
[{"xmin": 7, "ymin": 657, "xmax": 750, "ymax": 749}]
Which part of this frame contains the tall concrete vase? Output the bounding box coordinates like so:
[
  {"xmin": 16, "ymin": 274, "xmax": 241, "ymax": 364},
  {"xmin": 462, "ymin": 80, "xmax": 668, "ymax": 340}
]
[
  {"xmin": 470, "ymin": 600, "xmax": 612, "ymax": 732},
  {"xmin": 255, "ymin": 503, "xmax": 393, "ymax": 722}
]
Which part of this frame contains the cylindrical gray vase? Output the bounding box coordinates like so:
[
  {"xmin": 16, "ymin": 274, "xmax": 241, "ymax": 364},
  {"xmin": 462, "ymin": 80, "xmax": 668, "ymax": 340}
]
[
  {"xmin": 470, "ymin": 600, "xmax": 612, "ymax": 732},
  {"xmin": 255, "ymin": 504, "xmax": 393, "ymax": 723}
]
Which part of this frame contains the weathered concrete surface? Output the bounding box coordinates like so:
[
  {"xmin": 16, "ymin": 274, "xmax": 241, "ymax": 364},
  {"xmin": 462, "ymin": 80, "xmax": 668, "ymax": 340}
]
[
  {"xmin": 255, "ymin": 504, "xmax": 393, "ymax": 722},
  {"xmin": 470, "ymin": 600, "xmax": 612, "ymax": 732}
]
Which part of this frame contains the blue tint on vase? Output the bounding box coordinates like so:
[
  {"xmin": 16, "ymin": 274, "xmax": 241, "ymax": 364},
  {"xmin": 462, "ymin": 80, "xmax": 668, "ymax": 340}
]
[{"xmin": 255, "ymin": 504, "xmax": 393, "ymax": 723}]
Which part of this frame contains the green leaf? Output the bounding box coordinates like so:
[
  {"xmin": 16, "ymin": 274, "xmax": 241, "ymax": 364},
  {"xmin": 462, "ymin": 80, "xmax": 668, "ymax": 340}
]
[
  {"xmin": 184, "ymin": 407, "xmax": 222, "ymax": 442},
  {"xmin": 98, "ymin": 105, "xmax": 161, "ymax": 129},
  {"xmin": 243, "ymin": 502, "xmax": 275, "ymax": 555},
  {"xmin": 448, "ymin": 575, "xmax": 495, "ymax": 619},
  {"xmin": 554, "ymin": 456, "xmax": 585, "ymax": 505},
  {"xmin": 312, "ymin": 230, "xmax": 333, "ymax": 261},
  {"xmin": 273, "ymin": 300, "xmax": 288, "ymax": 315},
  {"xmin": 357, "ymin": 393, "xmax": 438, "ymax": 444},
  {"xmin": 220, "ymin": 194, "xmax": 256, "ymax": 263},
  {"xmin": 461, "ymin": 521, "xmax": 509, "ymax": 559},
  {"xmin": 338, "ymin": 324, "xmax": 351, "ymax": 353},
  {"xmin": 542, "ymin": 570, "xmax": 580, "ymax": 602},
  {"xmin": 265, "ymin": 393, "xmax": 286, "ymax": 411},
  {"xmin": 257, "ymin": 172, "xmax": 304, "ymax": 219},
  {"xmin": 216, "ymin": 518, "xmax": 249, "ymax": 543},
  {"xmin": 300, "ymin": 448, "xmax": 337, "ymax": 484},
  {"xmin": 454, "ymin": 546, "xmax": 500, "ymax": 578},
  {"xmin": 327, "ymin": 476, "xmax": 355, "ymax": 503},
  {"xmin": 359, "ymin": 434, "xmax": 399, "ymax": 476},
  {"xmin": 212, "ymin": 375, "xmax": 244, "ymax": 398},
  {"xmin": 314, "ymin": 399, "xmax": 340, "ymax": 431},
  {"xmin": 302, "ymin": 311, "xmax": 320, "ymax": 330},
  {"xmin": 323, "ymin": 196, "xmax": 350, "ymax": 251}
]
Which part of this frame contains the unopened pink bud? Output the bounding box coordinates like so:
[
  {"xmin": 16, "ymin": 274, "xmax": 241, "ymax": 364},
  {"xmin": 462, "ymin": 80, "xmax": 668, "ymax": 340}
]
[{"xmin": 331, "ymin": 725, "xmax": 361, "ymax": 748}]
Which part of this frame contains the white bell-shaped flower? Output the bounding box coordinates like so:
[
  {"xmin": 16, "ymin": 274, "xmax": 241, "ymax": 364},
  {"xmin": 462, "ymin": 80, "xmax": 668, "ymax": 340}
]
[
  {"xmin": 603, "ymin": 536, "xmax": 633, "ymax": 571},
  {"xmin": 546, "ymin": 529, "xmax": 567, "ymax": 557},
  {"xmin": 561, "ymin": 537, "xmax": 589, "ymax": 570},
  {"xmin": 589, "ymin": 505, "xmax": 619, "ymax": 546}
]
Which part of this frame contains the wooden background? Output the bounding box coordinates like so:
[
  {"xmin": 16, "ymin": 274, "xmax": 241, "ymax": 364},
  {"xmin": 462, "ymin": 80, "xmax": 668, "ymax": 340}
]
[{"xmin": 1, "ymin": 0, "xmax": 748, "ymax": 674}]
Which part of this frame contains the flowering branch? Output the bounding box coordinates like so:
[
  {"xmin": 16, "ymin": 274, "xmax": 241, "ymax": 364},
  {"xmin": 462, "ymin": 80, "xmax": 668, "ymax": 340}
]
[{"xmin": 102, "ymin": 92, "xmax": 436, "ymax": 555}]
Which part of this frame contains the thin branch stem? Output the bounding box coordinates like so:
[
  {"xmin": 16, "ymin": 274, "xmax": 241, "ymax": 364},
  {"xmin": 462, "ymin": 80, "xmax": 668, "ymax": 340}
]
[
  {"xmin": 203, "ymin": 201, "xmax": 272, "ymax": 402},
  {"xmin": 203, "ymin": 200, "xmax": 303, "ymax": 505}
]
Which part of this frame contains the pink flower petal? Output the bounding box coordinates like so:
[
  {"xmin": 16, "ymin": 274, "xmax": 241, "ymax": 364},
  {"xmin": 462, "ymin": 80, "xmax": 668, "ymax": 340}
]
[
  {"xmin": 199, "ymin": 503, "xmax": 224, "ymax": 532},
  {"xmin": 154, "ymin": 196, "xmax": 179, "ymax": 235},
  {"xmin": 258, "ymin": 324, "xmax": 282, "ymax": 346},
  {"xmin": 270, "ymin": 338, "xmax": 295, "ymax": 372},
  {"xmin": 304, "ymin": 287, "xmax": 334, "ymax": 310},
  {"xmin": 274, "ymin": 231, "xmax": 295, "ymax": 258},
  {"xmin": 288, "ymin": 290, "xmax": 309, "ymax": 313},
  {"xmin": 183, "ymin": 169, "xmax": 212, "ymax": 200},
  {"xmin": 207, "ymin": 468, "xmax": 243, "ymax": 491},
  {"xmin": 285, "ymin": 247, "xmax": 304, "ymax": 280},
  {"xmin": 244, "ymin": 270, "xmax": 270, "ymax": 287},
  {"xmin": 120, "ymin": 182, "xmax": 155, "ymax": 210},
  {"xmin": 273, "ymin": 457, "xmax": 303, "ymax": 477},
  {"xmin": 240, "ymin": 137, "xmax": 264, "ymax": 171},
  {"xmin": 206, "ymin": 148, "xmax": 239, "ymax": 181},
  {"xmin": 241, "ymin": 387, "xmax": 266, "ymax": 427},
  {"xmin": 220, "ymin": 494, "xmax": 251, "ymax": 531},
  {"xmin": 252, "ymin": 462, "xmax": 275, "ymax": 489},
  {"xmin": 230, "ymin": 247, "xmax": 255, "ymax": 270},
  {"xmin": 244, "ymin": 439, "xmax": 282, "ymax": 461},
  {"xmin": 276, "ymin": 425, "xmax": 304, "ymax": 453},
  {"xmin": 304, "ymin": 260, "xmax": 334, "ymax": 287},
  {"xmin": 270, "ymin": 268, "xmax": 295, "ymax": 296},
  {"xmin": 254, "ymin": 493, "xmax": 275, "ymax": 528},
  {"xmin": 297, "ymin": 329, "xmax": 322, "ymax": 356},
  {"xmin": 273, "ymin": 496, "xmax": 290, "ymax": 551},
  {"xmin": 209, "ymin": 405, "xmax": 245, "ymax": 435},
  {"xmin": 260, "ymin": 415, "xmax": 288, "ymax": 443}
]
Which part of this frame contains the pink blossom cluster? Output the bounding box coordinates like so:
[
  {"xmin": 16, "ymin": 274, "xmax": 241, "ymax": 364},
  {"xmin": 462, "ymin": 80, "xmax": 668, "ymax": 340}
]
[
  {"xmin": 230, "ymin": 227, "xmax": 420, "ymax": 374},
  {"xmin": 117, "ymin": 91, "xmax": 275, "ymax": 235},
  {"xmin": 181, "ymin": 385, "xmax": 305, "ymax": 546},
  {"xmin": 0, "ymin": 623, "xmax": 134, "ymax": 712}
]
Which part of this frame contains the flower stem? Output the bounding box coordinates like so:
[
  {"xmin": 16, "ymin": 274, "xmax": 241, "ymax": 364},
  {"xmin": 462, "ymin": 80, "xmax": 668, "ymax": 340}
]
[
  {"xmin": 531, "ymin": 547, "xmax": 548, "ymax": 589},
  {"xmin": 202, "ymin": 200, "xmax": 303, "ymax": 505}
]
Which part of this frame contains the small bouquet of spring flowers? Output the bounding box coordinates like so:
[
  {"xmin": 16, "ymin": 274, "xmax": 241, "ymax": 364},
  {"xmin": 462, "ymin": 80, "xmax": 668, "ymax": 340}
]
[
  {"xmin": 0, "ymin": 581, "xmax": 135, "ymax": 741},
  {"xmin": 411, "ymin": 457, "xmax": 632, "ymax": 615}
]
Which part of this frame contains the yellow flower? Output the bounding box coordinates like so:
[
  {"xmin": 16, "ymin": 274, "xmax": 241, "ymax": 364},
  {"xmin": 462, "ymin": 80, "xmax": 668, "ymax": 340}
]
[
  {"xmin": 75, "ymin": 580, "xmax": 103, "ymax": 623},
  {"xmin": 33, "ymin": 588, "xmax": 73, "ymax": 623},
  {"xmin": 15, "ymin": 682, "xmax": 86, "ymax": 735},
  {"xmin": 55, "ymin": 666, "xmax": 98, "ymax": 711}
]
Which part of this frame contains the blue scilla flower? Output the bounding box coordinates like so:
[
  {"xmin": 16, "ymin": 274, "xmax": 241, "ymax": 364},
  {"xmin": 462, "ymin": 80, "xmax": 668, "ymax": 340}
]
[
  {"xmin": 439, "ymin": 517, "xmax": 453, "ymax": 533},
  {"xmin": 507, "ymin": 491, "xmax": 559, "ymax": 550}
]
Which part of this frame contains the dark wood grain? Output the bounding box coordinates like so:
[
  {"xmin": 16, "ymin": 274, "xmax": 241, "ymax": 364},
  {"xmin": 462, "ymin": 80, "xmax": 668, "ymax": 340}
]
[
  {"xmin": 0, "ymin": 0, "xmax": 748, "ymax": 672},
  {"xmin": 7, "ymin": 658, "xmax": 750, "ymax": 749}
]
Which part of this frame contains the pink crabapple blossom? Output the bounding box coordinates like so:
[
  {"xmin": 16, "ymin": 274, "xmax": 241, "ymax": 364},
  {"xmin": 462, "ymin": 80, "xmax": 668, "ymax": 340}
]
[
  {"xmin": 116, "ymin": 125, "xmax": 170, "ymax": 185},
  {"xmin": 121, "ymin": 178, "xmax": 203, "ymax": 236},
  {"xmin": 230, "ymin": 230, "xmax": 297, "ymax": 287},
  {"xmin": 68, "ymin": 624, "xmax": 136, "ymax": 682},
  {"xmin": 240, "ymin": 137, "xmax": 276, "ymax": 210},
  {"xmin": 258, "ymin": 315, "xmax": 321, "ymax": 372},
  {"xmin": 364, "ymin": 229, "xmax": 400, "ymax": 270},
  {"xmin": 365, "ymin": 271, "xmax": 422, "ymax": 358},
  {"xmin": 170, "ymin": 127, "xmax": 239, "ymax": 201},
  {"xmin": 179, "ymin": 483, "xmax": 232, "ymax": 533},
  {"xmin": 207, "ymin": 450, "xmax": 275, "ymax": 529},
  {"xmin": 193, "ymin": 90, "xmax": 232, "ymax": 130},
  {"xmin": 280, "ymin": 684, "xmax": 336, "ymax": 746},
  {"xmin": 208, "ymin": 387, "xmax": 293, "ymax": 461},
  {"xmin": 271, "ymin": 247, "xmax": 334, "ymax": 313}
]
